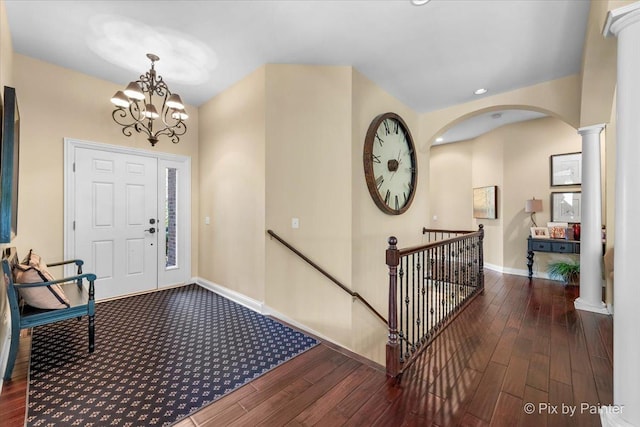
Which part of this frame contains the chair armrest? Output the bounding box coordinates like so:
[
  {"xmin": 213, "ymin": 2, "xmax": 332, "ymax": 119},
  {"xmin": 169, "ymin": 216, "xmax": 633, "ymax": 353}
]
[
  {"xmin": 48, "ymin": 259, "xmax": 83, "ymax": 267},
  {"xmin": 15, "ymin": 273, "xmax": 97, "ymax": 288},
  {"xmin": 48, "ymin": 259, "xmax": 84, "ymax": 274}
]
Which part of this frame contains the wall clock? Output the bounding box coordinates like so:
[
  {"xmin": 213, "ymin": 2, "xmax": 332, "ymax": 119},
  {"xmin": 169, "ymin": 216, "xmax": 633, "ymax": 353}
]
[{"xmin": 363, "ymin": 112, "xmax": 417, "ymax": 215}]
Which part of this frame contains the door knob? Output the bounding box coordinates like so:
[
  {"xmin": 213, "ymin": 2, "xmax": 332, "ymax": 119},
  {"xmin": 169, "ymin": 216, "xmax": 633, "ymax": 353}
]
[{"xmin": 144, "ymin": 227, "xmax": 156, "ymax": 234}]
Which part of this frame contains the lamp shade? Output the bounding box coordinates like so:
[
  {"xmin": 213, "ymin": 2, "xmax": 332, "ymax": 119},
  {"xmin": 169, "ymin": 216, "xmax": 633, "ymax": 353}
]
[
  {"xmin": 143, "ymin": 104, "xmax": 159, "ymax": 119},
  {"xmin": 166, "ymin": 93, "xmax": 185, "ymax": 110},
  {"xmin": 124, "ymin": 82, "xmax": 145, "ymax": 100},
  {"xmin": 110, "ymin": 91, "xmax": 130, "ymax": 108},
  {"xmin": 525, "ymin": 198, "xmax": 543, "ymax": 213}
]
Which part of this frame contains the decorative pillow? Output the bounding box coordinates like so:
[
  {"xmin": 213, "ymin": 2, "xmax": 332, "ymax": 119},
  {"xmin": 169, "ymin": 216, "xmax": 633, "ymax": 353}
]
[{"xmin": 13, "ymin": 250, "xmax": 70, "ymax": 309}]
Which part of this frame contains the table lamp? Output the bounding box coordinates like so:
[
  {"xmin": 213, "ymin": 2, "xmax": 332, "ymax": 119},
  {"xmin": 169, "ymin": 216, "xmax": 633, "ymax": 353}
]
[{"xmin": 525, "ymin": 198, "xmax": 543, "ymax": 227}]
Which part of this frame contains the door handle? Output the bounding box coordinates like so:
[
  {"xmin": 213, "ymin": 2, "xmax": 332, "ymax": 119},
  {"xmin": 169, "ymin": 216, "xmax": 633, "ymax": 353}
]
[{"xmin": 144, "ymin": 227, "xmax": 156, "ymax": 234}]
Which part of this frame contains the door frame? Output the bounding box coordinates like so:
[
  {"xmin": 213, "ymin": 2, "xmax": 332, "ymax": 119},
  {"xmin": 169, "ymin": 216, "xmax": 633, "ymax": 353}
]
[{"xmin": 63, "ymin": 138, "xmax": 192, "ymax": 287}]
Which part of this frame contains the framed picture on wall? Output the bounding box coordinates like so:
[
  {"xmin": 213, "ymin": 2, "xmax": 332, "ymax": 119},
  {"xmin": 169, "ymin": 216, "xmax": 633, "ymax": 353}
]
[
  {"xmin": 550, "ymin": 152, "xmax": 582, "ymax": 186},
  {"xmin": 0, "ymin": 86, "xmax": 20, "ymax": 243},
  {"xmin": 551, "ymin": 192, "xmax": 581, "ymax": 223},
  {"xmin": 473, "ymin": 185, "xmax": 497, "ymax": 219}
]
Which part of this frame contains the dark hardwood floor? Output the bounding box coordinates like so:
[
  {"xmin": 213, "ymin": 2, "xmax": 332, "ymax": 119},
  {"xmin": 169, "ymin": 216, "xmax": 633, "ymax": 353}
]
[{"xmin": 0, "ymin": 270, "xmax": 613, "ymax": 426}]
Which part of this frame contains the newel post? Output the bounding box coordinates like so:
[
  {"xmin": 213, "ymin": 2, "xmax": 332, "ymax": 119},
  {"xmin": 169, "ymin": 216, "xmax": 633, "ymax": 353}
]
[
  {"xmin": 478, "ymin": 224, "xmax": 485, "ymax": 293},
  {"xmin": 386, "ymin": 236, "xmax": 400, "ymax": 378}
]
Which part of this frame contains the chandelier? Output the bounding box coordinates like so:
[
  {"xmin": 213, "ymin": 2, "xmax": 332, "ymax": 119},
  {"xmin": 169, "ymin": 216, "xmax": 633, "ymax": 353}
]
[{"xmin": 110, "ymin": 53, "xmax": 188, "ymax": 146}]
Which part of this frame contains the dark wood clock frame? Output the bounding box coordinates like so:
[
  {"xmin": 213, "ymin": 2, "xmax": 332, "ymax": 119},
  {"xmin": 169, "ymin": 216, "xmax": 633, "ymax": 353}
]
[{"xmin": 363, "ymin": 112, "xmax": 417, "ymax": 215}]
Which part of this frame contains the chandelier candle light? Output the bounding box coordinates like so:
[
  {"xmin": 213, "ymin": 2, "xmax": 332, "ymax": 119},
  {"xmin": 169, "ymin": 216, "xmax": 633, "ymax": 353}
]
[{"xmin": 110, "ymin": 53, "xmax": 188, "ymax": 146}]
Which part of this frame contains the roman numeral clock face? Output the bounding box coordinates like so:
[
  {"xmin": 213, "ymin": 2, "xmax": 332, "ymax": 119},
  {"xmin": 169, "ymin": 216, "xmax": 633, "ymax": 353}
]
[{"xmin": 363, "ymin": 112, "xmax": 418, "ymax": 215}]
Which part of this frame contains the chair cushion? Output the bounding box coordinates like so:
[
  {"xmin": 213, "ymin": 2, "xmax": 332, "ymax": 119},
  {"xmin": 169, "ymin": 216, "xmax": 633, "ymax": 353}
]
[{"xmin": 13, "ymin": 250, "xmax": 70, "ymax": 309}]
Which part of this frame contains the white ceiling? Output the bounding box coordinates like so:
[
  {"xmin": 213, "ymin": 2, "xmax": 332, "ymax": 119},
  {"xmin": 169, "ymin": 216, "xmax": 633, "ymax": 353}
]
[{"xmin": 4, "ymin": 0, "xmax": 590, "ymax": 141}]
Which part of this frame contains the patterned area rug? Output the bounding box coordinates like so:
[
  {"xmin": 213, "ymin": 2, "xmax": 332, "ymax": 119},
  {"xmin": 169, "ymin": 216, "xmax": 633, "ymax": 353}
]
[{"xmin": 26, "ymin": 284, "xmax": 318, "ymax": 426}]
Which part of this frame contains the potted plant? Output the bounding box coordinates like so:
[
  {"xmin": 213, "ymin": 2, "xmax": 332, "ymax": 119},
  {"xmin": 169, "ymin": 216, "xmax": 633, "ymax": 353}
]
[{"xmin": 548, "ymin": 260, "xmax": 580, "ymax": 285}]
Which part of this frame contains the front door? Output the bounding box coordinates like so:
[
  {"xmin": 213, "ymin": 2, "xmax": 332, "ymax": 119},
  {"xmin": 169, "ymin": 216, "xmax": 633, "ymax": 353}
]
[{"xmin": 74, "ymin": 147, "xmax": 158, "ymax": 300}]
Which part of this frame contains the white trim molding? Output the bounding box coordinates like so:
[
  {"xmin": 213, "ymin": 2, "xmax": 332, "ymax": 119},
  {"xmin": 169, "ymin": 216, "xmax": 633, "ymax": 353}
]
[
  {"xmin": 195, "ymin": 277, "xmax": 264, "ymax": 314},
  {"xmin": 194, "ymin": 277, "xmax": 342, "ymax": 349}
]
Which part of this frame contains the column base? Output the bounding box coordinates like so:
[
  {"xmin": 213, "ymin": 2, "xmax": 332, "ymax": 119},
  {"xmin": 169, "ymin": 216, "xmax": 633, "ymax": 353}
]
[
  {"xmin": 574, "ymin": 297, "xmax": 610, "ymax": 315},
  {"xmin": 601, "ymin": 407, "xmax": 634, "ymax": 427}
]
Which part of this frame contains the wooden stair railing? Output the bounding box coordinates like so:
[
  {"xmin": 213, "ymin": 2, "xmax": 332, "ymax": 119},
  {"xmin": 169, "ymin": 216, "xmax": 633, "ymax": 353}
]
[
  {"xmin": 386, "ymin": 225, "xmax": 485, "ymax": 379},
  {"xmin": 267, "ymin": 230, "xmax": 387, "ymax": 325}
]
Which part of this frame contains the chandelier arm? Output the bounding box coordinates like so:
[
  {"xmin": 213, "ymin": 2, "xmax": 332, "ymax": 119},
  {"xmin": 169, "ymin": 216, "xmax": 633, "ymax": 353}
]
[
  {"xmin": 112, "ymin": 109, "xmax": 139, "ymax": 129},
  {"xmin": 160, "ymin": 106, "xmax": 186, "ymax": 129},
  {"xmin": 154, "ymin": 77, "xmax": 168, "ymax": 97},
  {"xmin": 153, "ymin": 121, "xmax": 187, "ymax": 141},
  {"xmin": 129, "ymin": 100, "xmax": 145, "ymax": 122},
  {"xmin": 133, "ymin": 122, "xmax": 153, "ymax": 139},
  {"xmin": 154, "ymin": 123, "xmax": 186, "ymax": 146}
]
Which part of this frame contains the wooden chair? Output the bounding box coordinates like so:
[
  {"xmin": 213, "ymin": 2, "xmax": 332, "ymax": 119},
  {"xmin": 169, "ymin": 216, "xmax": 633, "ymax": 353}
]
[{"xmin": 1, "ymin": 247, "xmax": 97, "ymax": 380}]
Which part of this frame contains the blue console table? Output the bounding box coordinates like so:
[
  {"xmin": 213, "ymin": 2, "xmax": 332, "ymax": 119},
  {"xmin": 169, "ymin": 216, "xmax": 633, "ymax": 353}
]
[{"xmin": 526, "ymin": 237, "xmax": 580, "ymax": 279}]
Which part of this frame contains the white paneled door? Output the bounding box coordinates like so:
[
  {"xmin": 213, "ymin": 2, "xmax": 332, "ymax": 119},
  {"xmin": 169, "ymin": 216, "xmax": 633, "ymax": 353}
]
[{"xmin": 74, "ymin": 148, "xmax": 158, "ymax": 300}]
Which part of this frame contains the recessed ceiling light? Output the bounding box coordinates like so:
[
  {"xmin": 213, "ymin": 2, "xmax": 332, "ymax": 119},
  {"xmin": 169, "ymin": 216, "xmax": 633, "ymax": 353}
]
[
  {"xmin": 474, "ymin": 88, "xmax": 488, "ymax": 95},
  {"xmin": 411, "ymin": 0, "xmax": 432, "ymax": 5},
  {"xmin": 435, "ymin": 137, "xmax": 444, "ymax": 143}
]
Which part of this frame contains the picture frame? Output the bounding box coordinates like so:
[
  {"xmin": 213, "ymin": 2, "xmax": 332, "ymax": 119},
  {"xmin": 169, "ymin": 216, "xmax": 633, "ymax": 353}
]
[
  {"xmin": 547, "ymin": 222, "xmax": 568, "ymax": 239},
  {"xmin": 530, "ymin": 227, "xmax": 550, "ymax": 238},
  {"xmin": 550, "ymin": 152, "xmax": 581, "ymax": 186},
  {"xmin": 551, "ymin": 192, "xmax": 581, "ymax": 223},
  {"xmin": 0, "ymin": 86, "xmax": 20, "ymax": 243},
  {"xmin": 473, "ymin": 185, "xmax": 497, "ymax": 219}
]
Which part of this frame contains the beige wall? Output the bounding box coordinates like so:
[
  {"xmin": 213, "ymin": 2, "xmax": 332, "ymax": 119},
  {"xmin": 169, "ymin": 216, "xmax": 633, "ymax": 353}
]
[
  {"xmin": 429, "ymin": 140, "xmax": 473, "ymax": 230},
  {"xmin": 0, "ymin": 0, "xmax": 12, "ymax": 90},
  {"xmin": 472, "ymin": 136, "xmax": 504, "ymax": 267},
  {"xmin": 198, "ymin": 66, "xmax": 266, "ymax": 302},
  {"xmin": 429, "ymin": 117, "xmax": 582, "ymax": 276},
  {"xmin": 9, "ymin": 55, "xmax": 200, "ymax": 276},
  {"xmin": 264, "ymin": 64, "xmax": 354, "ymax": 347},
  {"xmin": 196, "ymin": 64, "xmax": 429, "ymax": 364},
  {"xmin": 579, "ymin": 0, "xmax": 617, "ymax": 127},
  {"xmin": 350, "ymin": 70, "xmax": 427, "ymax": 363}
]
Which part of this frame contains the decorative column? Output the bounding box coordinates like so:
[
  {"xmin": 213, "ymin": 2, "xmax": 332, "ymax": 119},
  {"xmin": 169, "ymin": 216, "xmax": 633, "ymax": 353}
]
[
  {"xmin": 574, "ymin": 124, "xmax": 607, "ymax": 314},
  {"xmin": 603, "ymin": 4, "xmax": 640, "ymax": 426}
]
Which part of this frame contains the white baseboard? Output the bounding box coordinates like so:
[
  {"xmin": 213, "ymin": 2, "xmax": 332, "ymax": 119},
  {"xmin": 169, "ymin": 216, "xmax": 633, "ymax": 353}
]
[
  {"xmin": 195, "ymin": 278, "xmax": 264, "ymax": 313},
  {"xmin": 483, "ymin": 262, "xmax": 503, "ymax": 273},
  {"xmin": 260, "ymin": 305, "xmax": 340, "ymax": 347},
  {"xmin": 485, "ymin": 263, "xmax": 554, "ymax": 280},
  {"xmin": 194, "ymin": 278, "xmax": 339, "ymax": 348}
]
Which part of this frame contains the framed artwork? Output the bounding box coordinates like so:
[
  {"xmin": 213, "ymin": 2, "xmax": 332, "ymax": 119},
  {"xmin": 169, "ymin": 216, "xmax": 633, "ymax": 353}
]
[
  {"xmin": 551, "ymin": 192, "xmax": 581, "ymax": 223},
  {"xmin": 530, "ymin": 227, "xmax": 550, "ymax": 238},
  {"xmin": 550, "ymin": 152, "xmax": 581, "ymax": 186},
  {"xmin": 0, "ymin": 86, "xmax": 20, "ymax": 243},
  {"xmin": 473, "ymin": 185, "xmax": 497, "ymax": 219}
]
